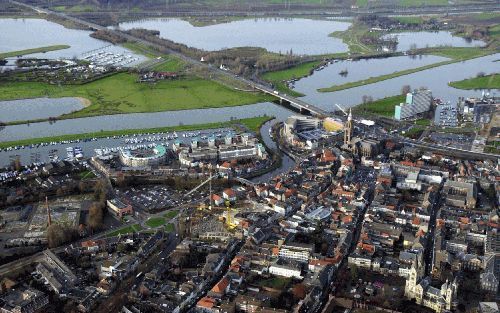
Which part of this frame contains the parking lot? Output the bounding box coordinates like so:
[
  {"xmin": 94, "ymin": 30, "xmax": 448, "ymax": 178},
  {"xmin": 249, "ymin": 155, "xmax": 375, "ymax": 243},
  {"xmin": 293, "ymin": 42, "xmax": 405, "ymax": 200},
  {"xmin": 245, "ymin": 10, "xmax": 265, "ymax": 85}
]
[
  {"xmin": 428, "ymin": 132, "xmax": 474, "ymax": 150},
  {"xmin": 118, "ymin": 185, "xmax": 183, "ymax": 213}
]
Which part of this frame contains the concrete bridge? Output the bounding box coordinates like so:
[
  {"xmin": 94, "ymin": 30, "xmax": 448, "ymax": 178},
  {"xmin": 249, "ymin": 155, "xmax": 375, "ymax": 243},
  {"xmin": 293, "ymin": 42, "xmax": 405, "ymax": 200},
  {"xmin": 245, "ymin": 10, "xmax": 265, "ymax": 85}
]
[
  {"xmin": 252, "ymin": 85, "xmax": 330, "ymax": 117},
  {"xmin": 235, "ymin": 177, "xmax": 256, "ymax": 187}
]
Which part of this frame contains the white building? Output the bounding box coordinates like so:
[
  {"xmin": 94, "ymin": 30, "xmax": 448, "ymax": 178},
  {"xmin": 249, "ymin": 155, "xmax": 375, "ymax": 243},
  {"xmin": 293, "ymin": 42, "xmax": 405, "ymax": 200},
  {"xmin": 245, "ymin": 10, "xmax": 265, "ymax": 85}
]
[{"xmin": 269, "ymin": 263, "xmax": 302, "ymax": 279}]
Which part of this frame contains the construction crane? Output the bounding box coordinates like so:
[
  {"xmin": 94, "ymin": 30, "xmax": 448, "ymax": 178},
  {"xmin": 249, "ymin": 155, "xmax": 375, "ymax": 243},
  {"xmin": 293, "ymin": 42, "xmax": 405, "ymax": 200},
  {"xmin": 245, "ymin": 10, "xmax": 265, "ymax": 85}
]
[
  {"xmin": 225, "ymin": 205, "xmax": 238, "ymax": 230},
  {"xmin": 184, "ymin": 166, "xmax": 219, "ymax": 209},
  {"xmin": 335, "ymin": 103, "xmax": 348, "ymax": 116}
]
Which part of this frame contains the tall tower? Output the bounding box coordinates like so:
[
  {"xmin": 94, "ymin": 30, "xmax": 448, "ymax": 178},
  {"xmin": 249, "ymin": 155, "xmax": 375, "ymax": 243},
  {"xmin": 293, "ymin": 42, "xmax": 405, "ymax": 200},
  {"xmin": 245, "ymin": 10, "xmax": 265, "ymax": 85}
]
[
  {"xmin": 46, "ymin": 197, "xmax": 52, "ymax": 227},
  {"xmin": 344, "ymin": 109, "xmax": 353, "ymax": 144}
]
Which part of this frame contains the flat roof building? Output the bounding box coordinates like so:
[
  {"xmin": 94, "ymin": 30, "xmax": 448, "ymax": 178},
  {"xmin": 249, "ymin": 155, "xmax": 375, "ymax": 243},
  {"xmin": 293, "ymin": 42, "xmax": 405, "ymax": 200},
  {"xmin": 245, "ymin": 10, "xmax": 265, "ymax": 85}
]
[
  {"xmin": 395, "ymin": 89, "xmax": 432, "ymax": 120},
  {"xmin": 107, "ymin": 198, "xmax": 133, "ymax": 218}
]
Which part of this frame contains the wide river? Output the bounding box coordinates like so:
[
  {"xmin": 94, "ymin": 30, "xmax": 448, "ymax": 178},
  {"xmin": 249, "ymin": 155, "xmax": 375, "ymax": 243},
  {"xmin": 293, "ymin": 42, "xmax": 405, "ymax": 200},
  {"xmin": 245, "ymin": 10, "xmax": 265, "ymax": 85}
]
[
  {"xmin": 0, "ymin": 18, "xmax": 145, "ymax": 65},
  {"xmin": 0, "ymin": 17, "xmax": 497, "ymax": 167}
]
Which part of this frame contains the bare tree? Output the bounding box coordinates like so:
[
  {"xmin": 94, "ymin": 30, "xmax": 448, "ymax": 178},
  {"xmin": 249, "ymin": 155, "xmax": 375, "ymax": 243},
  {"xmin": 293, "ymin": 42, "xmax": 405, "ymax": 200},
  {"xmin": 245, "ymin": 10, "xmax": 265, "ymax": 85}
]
[{"xmin": 401, "ymin": 85, "xmax": 411, "ymax": 95}]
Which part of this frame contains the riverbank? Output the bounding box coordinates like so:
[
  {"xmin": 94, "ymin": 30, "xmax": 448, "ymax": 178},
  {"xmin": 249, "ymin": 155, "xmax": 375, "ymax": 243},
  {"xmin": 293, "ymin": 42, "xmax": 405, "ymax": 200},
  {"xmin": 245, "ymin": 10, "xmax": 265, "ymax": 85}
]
[
  {"xmin": 261, "ymin": 60, "xmax": 323, "ymax": 97},
  {"xmin": 352, "ymin": 94, "xmax": 405, "ymax": 117},
  {"xmin": 0, "ymin": 72, "xmax": 272, "ymax": 121},
  {"xmin": 318, "ymin": 47, "xmax": 493, "ymax": 93},
  {"xmin": 449, "ymin": 73, "xmax": 499, "ymax": 90},
  {"xmin": 0, "ymin": 45, "xmax": 70, "ymax": 59},
  {"xmin": 0, "ymin": 116, "xmax": 272, "ymax": 149},
  {"xmin": 329, "ymin": 22, "xmax": 378, "ymax": 54}
]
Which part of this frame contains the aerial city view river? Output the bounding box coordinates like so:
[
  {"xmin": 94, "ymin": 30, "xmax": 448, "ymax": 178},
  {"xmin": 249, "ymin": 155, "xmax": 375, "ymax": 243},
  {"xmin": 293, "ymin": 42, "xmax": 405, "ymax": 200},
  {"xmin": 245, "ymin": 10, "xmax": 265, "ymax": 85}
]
[{"xmin": 0, "ymin": 17, "xmax": 496, "ymax": 168}]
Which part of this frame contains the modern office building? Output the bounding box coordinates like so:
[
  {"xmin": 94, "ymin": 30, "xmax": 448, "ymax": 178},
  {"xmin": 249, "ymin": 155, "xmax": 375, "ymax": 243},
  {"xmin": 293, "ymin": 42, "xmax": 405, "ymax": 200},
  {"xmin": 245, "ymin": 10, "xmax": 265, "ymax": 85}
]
[
  {"xmin": 395, "ymin": 89, "xmax": 433, "ymax": 120},
  {"xmin": 434, "ymin": 102, "xmax": 458, "ymax": 127}
]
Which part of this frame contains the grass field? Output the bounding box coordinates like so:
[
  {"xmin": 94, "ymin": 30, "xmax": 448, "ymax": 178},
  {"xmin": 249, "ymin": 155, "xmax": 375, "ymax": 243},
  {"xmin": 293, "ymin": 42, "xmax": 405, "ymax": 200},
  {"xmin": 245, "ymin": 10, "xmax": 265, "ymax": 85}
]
[
  {"xmin": 415, "ymin": 119, "xmax": 431, "ymax": 126},
  {"xmin": 163, "ymin": 210, "xmax": 179, "ymax": 219},
  {"xmin": 152, "ymin": 57, "xmax": 186, "ymax": 72},
  {"xmin": 319, "ymin": 47, "xmax": 492, "ymax": 93},
  {"xmin": 393, "ymin": 16, "xmax": 425, "ymax": 24},
  {"xmin": 164, "ymin": 223, "xmax": 175, "ymax": 232},
  {"xmin": 353, "ymin": 94, "xmax": 405, "ymax": 117},
  {"xmin": 0, "ymin": 45, "xmax": 70, "ymax": 59},
  {"xmin": 449, "ymin": 74, "xmax": 499, "ymax": 90},
  {"xmin": 0, "ymin": 116, "xmax": 272, "ymax": 149},
  {"xmin": 78, "ymin": 170, "xmax": 96, "ymax": 180},
  {"xmin": 258, "ymin": 277, "xmax": 291, "ymax": 290},
  {"xmin": 145, "ymin": 217, "xmax": 167, "ymax": 228},
  {"xmin": 0, "ymin": 72, "xmax": 271, "ymax": 119},
  {"xmin": 261, "ymin": 60, "xmax": 322, "ymax": 97},
  {"xmin": 330, "ymin": 22, "xmax": 377, "ymax": 54},
  {"xmin": 107, "ymin": 224, "xmax": 143, "ymax": 237}
]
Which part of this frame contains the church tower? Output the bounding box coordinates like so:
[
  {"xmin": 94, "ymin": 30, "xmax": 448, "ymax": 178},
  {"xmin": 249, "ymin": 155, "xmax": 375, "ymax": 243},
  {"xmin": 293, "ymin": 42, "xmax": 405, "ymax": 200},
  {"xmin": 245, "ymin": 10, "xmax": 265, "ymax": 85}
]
[{"xmin": 344, "ymin": 109, "xmax": 353, "ymax": 145}]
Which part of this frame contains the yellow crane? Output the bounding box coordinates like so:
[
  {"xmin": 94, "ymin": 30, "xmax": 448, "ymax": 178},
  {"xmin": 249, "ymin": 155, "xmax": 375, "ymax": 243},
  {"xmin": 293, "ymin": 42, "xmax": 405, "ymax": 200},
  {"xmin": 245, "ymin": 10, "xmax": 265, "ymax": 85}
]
[{"xmin": 225, "ymin": 205, "xmax": 238, "ymax": 230}]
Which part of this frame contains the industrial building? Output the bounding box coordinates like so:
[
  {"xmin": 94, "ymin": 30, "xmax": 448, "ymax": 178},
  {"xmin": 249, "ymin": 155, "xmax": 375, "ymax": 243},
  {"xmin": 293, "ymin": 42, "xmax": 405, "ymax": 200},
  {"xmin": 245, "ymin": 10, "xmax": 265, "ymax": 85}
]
[
  {"xmin": 395, "ymin": 89, "xmax": 433, "ymax": 120},
  {"xmin": 0, "ymin": 286, "xmax": 48, "ymax": 313}
]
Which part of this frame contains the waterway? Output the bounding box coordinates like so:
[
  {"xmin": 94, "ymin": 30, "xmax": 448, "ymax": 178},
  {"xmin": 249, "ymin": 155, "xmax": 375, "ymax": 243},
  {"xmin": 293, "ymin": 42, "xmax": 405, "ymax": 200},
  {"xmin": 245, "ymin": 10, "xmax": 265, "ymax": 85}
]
[
  {"xmin": 292, "ymin": 54, "xmax": 448, "ymax": 93},
  {"xmin": 251, "ymin": 119, "xmax": 295, "ymax": 183},
  {"xmin": 0, "ymin": 103, "xmax": 296, "ymax": 166},
  {"xmin": 0, "ymin": 17, "xmax": 498, "ymax": 168},
  {"xmin": 0, "ymin": 98, "xmax": 84, "ymax": 123},
  {"xmin": 0, "ymin": 18, "xmax": 145, "ymax": 64},
  {"xmin": 384, "ymin": 31, "xmax": 485, "ymax": 52},
  {"xmin": 294, "ymin": 53, "xmax": 499, "ymax": 110},
  {"xmin": 115, "ymin": 18, "xmax": 351, "ymax": 55}
]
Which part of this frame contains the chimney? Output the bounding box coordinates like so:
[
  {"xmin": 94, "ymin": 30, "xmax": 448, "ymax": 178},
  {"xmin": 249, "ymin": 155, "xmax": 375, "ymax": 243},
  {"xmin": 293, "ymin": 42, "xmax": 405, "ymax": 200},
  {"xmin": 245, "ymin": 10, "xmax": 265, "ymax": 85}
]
[{"xmin": 46, "ymin": 197, "xmax": 52, "ymax": 227}]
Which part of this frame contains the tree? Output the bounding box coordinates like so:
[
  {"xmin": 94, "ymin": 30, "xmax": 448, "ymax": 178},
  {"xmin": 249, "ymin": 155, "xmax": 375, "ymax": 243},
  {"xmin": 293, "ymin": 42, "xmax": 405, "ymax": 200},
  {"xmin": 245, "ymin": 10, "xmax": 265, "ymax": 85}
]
[
  {"xmin": 350, "ymin": 264, "xmax": 359, "ymax": 281},
  {"xmin": 292, "ymin": 283, "xmax": 306, "ymax": 299},
  {"xmin": 401, "ymin": 85, "xmax": 411, "ymax": 95},
  {"xmin": 47, "ymin": 224, "xmax": 76, "ymax": 248},
  {"xmin": 88, "ymin": 202, "xmax": 104, "ymax": 230}
]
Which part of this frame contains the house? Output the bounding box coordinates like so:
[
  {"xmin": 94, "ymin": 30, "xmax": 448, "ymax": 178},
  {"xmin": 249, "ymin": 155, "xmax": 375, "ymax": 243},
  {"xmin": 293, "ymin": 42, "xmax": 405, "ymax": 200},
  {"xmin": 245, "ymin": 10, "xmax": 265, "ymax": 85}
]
[
  {"xmin": 208, "ymin": 277, "xmax": 229, "ymax": 298},
  {"xmin": 223, "ymin": 188, "xmax": 237, "ymax": 202},
  {"xmin": 211, "ymin": 194, "xmax": 224, "ymax": 206},
  {"xmin": 196, "ymin": 296, "xmax": 218, "ymax": 312}
]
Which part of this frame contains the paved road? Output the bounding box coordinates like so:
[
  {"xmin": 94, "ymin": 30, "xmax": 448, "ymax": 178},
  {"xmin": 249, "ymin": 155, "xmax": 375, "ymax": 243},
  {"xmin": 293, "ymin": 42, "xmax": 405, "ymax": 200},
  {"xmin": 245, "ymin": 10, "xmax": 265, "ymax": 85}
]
[{"xmin": 16, "ymin": 3, "xmax": 500, "ymax": 17}]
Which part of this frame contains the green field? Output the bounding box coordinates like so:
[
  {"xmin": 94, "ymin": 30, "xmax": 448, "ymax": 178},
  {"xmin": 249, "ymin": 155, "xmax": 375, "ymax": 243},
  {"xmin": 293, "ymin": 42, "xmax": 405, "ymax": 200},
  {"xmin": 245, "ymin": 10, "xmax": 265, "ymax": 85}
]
[
  {"xmin": 0, "ymin": 116, "xmax": 272, "ymax": 149},
  {"xmin": 415, "ymin": 119, "xmax": 431, "ymax": 126},
  {"xmin": 164, "ymin": 223, "xmax": 175, "ymax": 232},
  {"xmin": 393, "ymin": 16, "xmax": 425, "ymax": 24},
  {"xmin": 398, "ymin": 0, "xmax": 449, "ymax": 6},
  {"xmin": 449, "ymin": 74, "xmax": 499, "ymax": 90},
  {"xmin": 0, "ymin": 45, "xmax": 70, "ymax": 59},
  {"xmin": 258, "ymin": 277, "xmax": 291, "ymax": 289},
  {"xmin": 261, "ymin": 60, "xmax": 322, "ymax": 97},
  {"xmin": 152, "ymin": 57, "xmax": 186, "ymax": 72},
  {"xmin": 163, "ymin": 210, "xmax": 179, "ymax": 219},
  {"xmin": 330, "ymin": 22, "xmax": 378, "ymax": 54},
  {"xmin": 145, "ymin": 217, "xmax": 167, "ymax": 228},
  {"xmin": 107, "ymin": 224, "xmax": 143, "ymax": 237},
  {"xmin": 0, "ymin": 72, "xmax": 271, "ymax": 119},
  {"xmin": 353, "ymin": 94, "xmax": 405, "ymax": 117},
  {"xmin": 319, "ymin": 47, "xmax": 492, "ymax": 93},
  {"xmin": 78, "ymin": 170, "xmax": 96, "ymax": 180}
]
